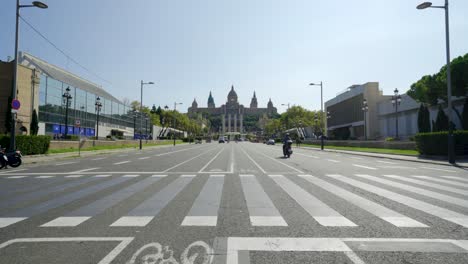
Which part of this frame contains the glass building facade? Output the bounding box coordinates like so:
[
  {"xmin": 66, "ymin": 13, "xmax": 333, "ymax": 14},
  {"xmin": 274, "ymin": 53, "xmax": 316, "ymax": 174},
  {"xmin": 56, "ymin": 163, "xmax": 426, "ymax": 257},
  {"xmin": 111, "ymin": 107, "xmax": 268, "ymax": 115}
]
[{"xmin": 38, "ymin": 74, "xmax": 140, "ymax": 137}]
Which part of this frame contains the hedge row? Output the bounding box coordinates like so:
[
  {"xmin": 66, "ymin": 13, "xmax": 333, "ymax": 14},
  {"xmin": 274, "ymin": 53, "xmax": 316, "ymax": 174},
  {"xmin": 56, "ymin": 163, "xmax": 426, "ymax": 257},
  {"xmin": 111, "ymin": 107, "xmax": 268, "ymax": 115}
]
[
  {"xmin": 415, "ymin": 131, "xmax": 468, "ymax": 155},
  {"xmin": 0, "ymin": 135, "xmax": 51, "ymax": 155}
]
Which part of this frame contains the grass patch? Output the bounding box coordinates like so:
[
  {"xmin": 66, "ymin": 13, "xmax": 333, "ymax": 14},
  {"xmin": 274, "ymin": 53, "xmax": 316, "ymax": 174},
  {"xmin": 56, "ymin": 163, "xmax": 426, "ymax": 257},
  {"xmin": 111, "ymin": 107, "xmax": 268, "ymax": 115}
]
[
  {"xmin": 46, "ymin": 140, "xmax": 183, "ymax": 154},
  {"xmin": 302, "ymin": 144, "xmax": 419, "ymax": 156}
]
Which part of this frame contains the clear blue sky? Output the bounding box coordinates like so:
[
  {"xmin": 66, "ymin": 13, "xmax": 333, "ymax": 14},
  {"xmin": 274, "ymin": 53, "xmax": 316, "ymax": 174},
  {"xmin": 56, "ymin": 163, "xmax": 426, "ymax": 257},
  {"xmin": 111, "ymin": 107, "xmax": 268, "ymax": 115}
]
[{"xmin": 1, "ymin": 0, "xmax": 467, "ymax": 113}]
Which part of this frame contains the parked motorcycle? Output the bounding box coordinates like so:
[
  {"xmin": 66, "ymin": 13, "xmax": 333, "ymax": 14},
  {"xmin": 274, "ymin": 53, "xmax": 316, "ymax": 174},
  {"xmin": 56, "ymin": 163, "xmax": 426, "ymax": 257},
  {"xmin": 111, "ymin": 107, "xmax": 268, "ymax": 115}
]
[
  {"xmin": 283, "ymin": 139, "xmax": 293, "ymax": 158},
  {"xmin": 0, "ymin": 148, "xmax": 22, "ymax": 169}
]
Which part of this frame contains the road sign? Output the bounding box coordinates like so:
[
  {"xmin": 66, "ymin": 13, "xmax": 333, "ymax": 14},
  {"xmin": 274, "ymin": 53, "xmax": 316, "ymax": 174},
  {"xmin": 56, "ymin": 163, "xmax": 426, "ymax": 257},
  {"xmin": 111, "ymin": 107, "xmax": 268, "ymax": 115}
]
[
  {"xmin": 11, "ymin": 99, "xmax": 21, "ymax": 110},
  {"xmin": 75, "ymin": 119, "xmax": 81, "ymax": 127}
]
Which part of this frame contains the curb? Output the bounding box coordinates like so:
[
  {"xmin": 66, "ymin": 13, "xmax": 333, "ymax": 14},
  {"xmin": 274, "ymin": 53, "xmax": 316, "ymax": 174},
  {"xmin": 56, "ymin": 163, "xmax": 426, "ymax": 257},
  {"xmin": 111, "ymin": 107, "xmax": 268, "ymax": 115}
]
[{"xmin": 298, "ymin": 146, "xmax": 468, "ymax": 169}]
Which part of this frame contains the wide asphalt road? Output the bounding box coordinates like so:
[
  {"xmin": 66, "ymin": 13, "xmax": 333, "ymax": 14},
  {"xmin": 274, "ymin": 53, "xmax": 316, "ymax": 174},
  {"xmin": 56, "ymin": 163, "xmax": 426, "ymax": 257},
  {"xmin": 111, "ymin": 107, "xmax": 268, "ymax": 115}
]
[{"xmin": 0, "ymin": 142, "xmax": 467, "ymax": 264}]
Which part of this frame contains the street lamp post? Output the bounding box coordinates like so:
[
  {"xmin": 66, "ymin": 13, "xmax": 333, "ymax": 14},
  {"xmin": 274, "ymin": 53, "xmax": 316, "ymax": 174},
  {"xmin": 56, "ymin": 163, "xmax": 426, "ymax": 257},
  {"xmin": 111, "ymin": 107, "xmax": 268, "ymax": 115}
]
[
  {"xmin": 10, "ymin": 1, "xmax": 48, "ymax": 150},
  {"xmin": 417, "ymin": 0, "xmax": 455, "ymax": 163},
  {"xmin": 281, "ymin": 103, "xmax": 290, "ymax": 110},
  {"xmin": 145, "ymin": 116, "xmax": 148, "ymax": 143},
  {"xmin": 310, "ymin": 82, "xmax": 324, "ymax": 150},
  {"xmin": 391, "ymin": 89, "xmax": 402, "ymax": 139},
  {"xmin": 173, "ymin": 102, "xmax": 182, "ymax": 146},
  {"xmin": 62, "ymin": 86, "xmax": 72, "ymax": 138},
  {"xmin": 94, "ymin": 96, "xmax": 102, "ymax": 144},
  {"xmin": 132, "ymin": 111, "xmax": 137, "ymax": 140},
  {"xmin": 140, "ymin": 80, "xmax": 154, "ymax": 150},
  {"xmin": 362, "ymin": 99, "xmax": 369, "ymax": 140}
]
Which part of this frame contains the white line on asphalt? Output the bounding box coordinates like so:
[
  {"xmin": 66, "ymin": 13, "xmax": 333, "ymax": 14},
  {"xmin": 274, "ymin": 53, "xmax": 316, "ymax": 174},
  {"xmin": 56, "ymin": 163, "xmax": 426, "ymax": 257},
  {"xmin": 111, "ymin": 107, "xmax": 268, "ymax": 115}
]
[
  {"xmin": 326, "ymin": 159, "xmax": 340, "ymax": 163},
  {"xmin": 352, "ymin": 164, "xmax": 377, "ymax": 170},
  {"xmin": 70, "ymin": 168, "xmax": 100, "ymax": 173},
  {"xmin": 441, "ymin": 176, "xmax": 468, "ymax": 183},
  {"xmin": 91, "ymin": 157, "xmax": 107, "ymax": 161},
  {"xmin": 36, "ymin": 176, "xmax": 54, "ymax": 179},
  {"xmin": 162, "ymin": 147, "xmax": 218, "ymax": 172},
  {"xmin": 327, "ymin": 174, "xmax": 468, "ymax": 227},
  {"xmin": 65, "ymin": 175, "xmax": 84, "ymax": 178},
  {"xmin": 94, "ymin": 174, "xmax": 112, "ymax": 178},
  {"xmin": 113, "ymin": 161, "xmax": 130, "ymax": 165},
  {"xmin": 138, "ymin": 157, "xmax": 150, "ymax": 160},
  {"xmin": 229, "ymin": 144, "xmax": 235, "ymax": 173},
  {"xmin": 256, "ymin": 151, "xmax": 304, "ymax": 174},
  {"xmin": 151, "ymin": 174, "xmax": 167, "ymax": 177},
  {"xmin": 350, "ymin": 157, "xmax": 363, "ymax": 160},
  {"xmin": 420, "ymin": 166, "xmax": 457, "ymax": 173},
  {"xmin": 0, "ymin": 168, "xmax": 27, "ymax": 174},
  {"xmin": 123, "ymin": 174, "xmax": 140, "ymax": 178},
  {"xmin": 41, "ymin": 217, "xmax": 91, "ymax": 227},
  {"xmin": 110, "ymin": 216, "xmax": 153, "ymax": 227},
  {"xmin": 386, "ymin": 175, "xmax": 468, "ymax": 195},
  {"xmin": 198, "ymin": 148, "xmax": 225, "ymax": 173},
  {"xmin": 154, "ymin": 145, "xmax": 206, "ymax": 157},
  {"xmin": 181, "ymin": 174, "xmax": 196, "ymax": 177},
  {"xmin": 55, "ymin": 162, "xmax": 78, "ymax": 166},
  {"xmin": 182, "ymin": 216, "xmax": 218, "ymax": 226},
  {"xmin": 295, "ymin": 152, "xmax": 319, "ymax": 159},
  {"xmin": 0, "ymin": 217, "xmax": 27, "ymax": 228},
  {"xmin": 7, "ymin": 176, "xmax": 27, "ymax": 179},
  {"xmin": 376, "ymin": 160, "xmax": 397, "ymax": 164},
  {"xmin": 239, "ymin": 147, "xmax": 267, "ymax": 174}
]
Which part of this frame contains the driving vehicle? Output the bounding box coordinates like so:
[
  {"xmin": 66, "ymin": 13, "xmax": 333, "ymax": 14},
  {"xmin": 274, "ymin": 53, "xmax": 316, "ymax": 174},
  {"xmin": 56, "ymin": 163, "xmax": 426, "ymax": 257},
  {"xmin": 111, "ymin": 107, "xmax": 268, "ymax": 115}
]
[{"xmin": 266, "ymin": 139, "xmax": 275, "ymax": 145}]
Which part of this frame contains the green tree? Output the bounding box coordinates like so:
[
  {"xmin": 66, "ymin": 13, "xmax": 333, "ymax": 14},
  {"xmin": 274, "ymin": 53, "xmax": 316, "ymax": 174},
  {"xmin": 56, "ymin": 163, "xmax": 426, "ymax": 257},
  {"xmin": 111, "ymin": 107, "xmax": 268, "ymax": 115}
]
[
  {"xmin": 462, "ymin": 98, "xmax": 468, "ymax": 130},
  {"xmin": 433, "ymin": 105, "xmax": 449, "ymax": 132},
  {"xmin": 150, "ymin": 104, "xmax": 157, "ymax": 114},
  {"xmin": 417, "ymin": 104, "xmax": 431, "ymax": 133},
  {"xmin": 30, "ymin": 109, "xmax": 39, "ymax": 135}
]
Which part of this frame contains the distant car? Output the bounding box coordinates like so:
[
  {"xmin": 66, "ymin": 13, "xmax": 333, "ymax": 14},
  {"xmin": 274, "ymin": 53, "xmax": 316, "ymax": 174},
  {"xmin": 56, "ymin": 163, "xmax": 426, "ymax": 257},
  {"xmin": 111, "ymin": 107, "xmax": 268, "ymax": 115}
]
[
  {"xmin": 218, "ymin": 137, "xmax": 225, "ymax": 143},
  {"xmin": 195, "ymin": 139, "xmax": 202, "ymax": 144},
  {"xmin": 266, "ymin": 139, "xmax": 275, "ymax": 145}
]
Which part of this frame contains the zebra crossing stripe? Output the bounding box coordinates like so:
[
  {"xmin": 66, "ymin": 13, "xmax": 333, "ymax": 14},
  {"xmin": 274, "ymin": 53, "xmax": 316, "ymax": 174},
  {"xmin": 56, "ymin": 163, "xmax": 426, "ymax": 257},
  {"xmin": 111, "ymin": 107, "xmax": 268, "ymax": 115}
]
[
  {"xmin": 441, "ymin": 176, "xmax": 468, "ymax": 183},
  {"xmin": 412, "ymin": 175, "xmax": 468, "ymax": 188},
  {"xmin": 111, "ymin": 176, "xmax": 195, "ymax": 227},
  {"xmin": 240, "ymin": 175, "xmax": 287, "ymax": 226},
  {"xmin": 182, "ymin": 175, "xmax": 224, "ymax": 226},
  {"xmin": 328, "ymin": 174, "xmax": 468, "ymax": 227},
  {"xmin": 300, "ymin": 175, "xmax": 427, "ymax": 227},
  {"xmin": 354, "ymin": 174, "xmax": 468, "ymax": 208},
  {"xmin": 383, "ymin": 175, "xmax": 468, "ymax": 196},
  {"xmin": 42, "ymin": 177, "xmax": 163, "ymax": 227},
  {"xmin": 271, "ymin": 175, "xmax": 356, "ymax": 227}
]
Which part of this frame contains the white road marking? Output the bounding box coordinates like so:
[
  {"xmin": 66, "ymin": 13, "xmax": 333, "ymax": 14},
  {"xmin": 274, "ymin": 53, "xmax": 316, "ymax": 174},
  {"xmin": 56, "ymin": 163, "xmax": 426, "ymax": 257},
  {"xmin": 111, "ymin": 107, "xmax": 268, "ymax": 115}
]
[
  {"xmin": 138, "ymin": 157, "xmax": 150, "ymax": 160},
  {"xmin": 36, "ymin": 176, "xmax": 54, "ymax": 179},
  {"xmin": 110, "ymin": 216, "xmax": 153, "ymax": 227},
  {"xmin": 65, "ymin": 175, "xmax": 84, "ymax": 178},
  {"xmin": 353, "ymin": 164, "xmax": 377, "ymax": 170},
  {"xmin": 256, "ymin": 150, "xmax": 304, "ymax": 174},
  {"xmin": 181, "ymin": 216, "xmax": 218, "ymax": 226},
  {"xmin": 7, "ymin": 176, "xmax": 27, "ymax": 179},
  {"xmin": 154, "ymin": 145, "xmax": 206, "ymax": 157},
  {"xmin": 327, "ymin": 159, "xmax": 340, "ymax": 163},
  {"xmin": 114, "ymin": 161, "xmax": 130, "ymax": 165},
  {"xmin": 0, "ymin": 217, "xmax": 27, "ymax": 228},
  {"xmin": 442, "ymin": 176, "xmax": 468, "ymax": 183},
  {"xmin": 151, "ymin": 174, "xmax": 167, "ymax": 177},
  {"xmin": 41, "ymin": 217, "xmax": 91, "ymax": 227},
  {"xmin": 91, "ymin": 157, "xmax": 107, "ymax": 161},
  {"xmin": 239, "ymin": 147, "xmax": 266, "ymax": 174},
  {"xmin": 122, "ymin": 174, "xmax": 140, "ymax": 178},
  {"xmin": 181, "ymin": 174, "xmax": 196, "ymax": 177},
  {"xmin": 295, "ymin": 153, "xmax": 319, "ymax": 159},
  {"xmin": 350, "ymin": 157, "xmax": 363, "ymax": 160},
  {"xmin": 413, "ymin": 175, "xmax": 468, "ymax": 188},
  {"xmin": 0, "ymin": 168, "xmax": 27, "ymax": 174},
  {"xmin": 0, "ymin": 237, "xmax": 134, "ymax": 264},
  {"xmin": 383, "ymin": 175, "xmax": 468, "ymax": 195},
  {"xmin": 327, "ymin": 174, "xmax": 468, "ymax": 227},
  {"xmin": 55, "ymin": 162, "xmax": 78, "ymax": 166},
  {"xmin": 271, "ymin": 175, "xmax": 356, "ymax": 227},
  {"xmin": 420, "ymin": 166, "xmax": 457, "ymax": 173},
  {"xmin": 198, "ymin": 148, "xmax": 225, "ymax": 173},
  {"xmin": 229, "ymin": 144, "xmax": 235, "ymax": 173},
  {"xmin": 376, "ymin": 160, "xmax": 397, "ymax": 164},
  {"xmin": 300, "ymin": 175, "xmax": 427, "ymax": 227},
  {"xmin": 355, "ymin": 174, "xmax": 468, "ymax": 208},
  {"xmin": 70, "ymin": 168, "xmax": 100, "ymax": 173},
  {"xmin": 162, "ymin": 147, "xmax": 218, "ymax": 172}
]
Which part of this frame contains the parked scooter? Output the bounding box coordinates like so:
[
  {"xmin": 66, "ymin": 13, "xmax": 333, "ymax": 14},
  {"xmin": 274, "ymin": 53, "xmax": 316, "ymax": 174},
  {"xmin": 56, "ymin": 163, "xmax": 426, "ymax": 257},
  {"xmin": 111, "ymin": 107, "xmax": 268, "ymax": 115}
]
[
  {"xmin": 283, "ymin": 139, "xmax": 293, "ymax": 158},
  {"xmin": 0, "ymin": 147, "xmax": 22, "ymax": 169}
]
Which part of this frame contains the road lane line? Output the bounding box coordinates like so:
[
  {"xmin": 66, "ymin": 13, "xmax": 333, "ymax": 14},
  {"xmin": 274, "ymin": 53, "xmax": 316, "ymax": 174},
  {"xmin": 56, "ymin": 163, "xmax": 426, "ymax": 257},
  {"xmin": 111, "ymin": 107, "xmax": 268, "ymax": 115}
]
[
  {"xmin": 162, "ymin": 147, "xmax": 218, "ymax": 172},
  {"xmin": 300, "ymin": 175, "xmax": 427, "ymax": 227},
  {"xmin": 239, "ymin": 148, "xmax": 266, "ymax": 174},
  {"xmin": 255, "ymin": 150, "xmax": 304, "ymax": 174},
  {"xmin": 35, "ymin": 176, "xmax": 55, "ymax": 179},
  {"xmin": 113, "ymin": 161, "xmax": 130, "ymax": 165},
  {"xmin": 353, "ymin": 164, "xmax": 377, "ymax": 170},
  {"xmin": 354, "ymin": 174, "xmax": 468, "ymax": 208},
  {"xmin": 70, "ymin": 168, "xmax": 100, "ymax": 173},
  {"xmin": 91, "ymin": 157, "xmax": 107, "ymax": 161},
  {"xmin": 122, "ymin": 174, "xmax": 140, "ymax": 178},
  {"xmin": 138, "ymin": 157, "xmax": 150, "ymax": 160},
  {"xmin": 383, "ymin": 175, "xmax": 468, "ymax": 196},
  {"xmin": 181, "ymin": 175, "xmax": 224, "ymax": 226},
  {"xmin": 55, "ymin": 162, "xmax": 78, "ymax": 166},
  {"xmin": 376, "ymin": 160, "xmax": 397, "ymax": 164},
  {"xmin": 326, "ymin": 159, "xmax": 340, "ymax": 163},
  {"xmin": 42, "ymin": 177, "xmax": 163, "ymax": 227},
  {"xmin": 111, "ymin": 175, "xmax": 196, "ymax": 227},
  {"xmin": 327, "ymin": 174, "xmax": 468, "ymax": 227},
  {"xmin": 198, "ymin": 147, "xmax": 225, "ymax": 173},
  {"xmin": 154, "ymin": 145, "xmax": 206, "ymax": 157},
  {"xmin": 0, "ymin": 168, "xmax": 27, "ymax": 174},
  {"xmin": 7, "ymin": 176, "xmax": 27, "ymax": 179},
  {"xmin": 270, "ymin": 175, "xmax": 356, "ymax": 227},
  {"xmin": 441, "ymin": 176, "xmax": 468, "ymax": 183},
  {"xmin": 65, "ymin": 175, "xmax": 84, "ymax": 178},
  {"xmin": 420, "ymin": 166, "xmax": 457, "ymax": 173},
  {"xmin": 412, "ymin": 175, "xmax": 468, "ymax": 188},
  {"xmin": 229, "ymin": 144, "xmax": 235, "ymax": 173},
  {"xmin": 240, "ymin": 175, "xmax": 287, "ymax": 226},
  {"xmin": 151, "ymin": 174, "xmax": 167, "ymax": 177}
]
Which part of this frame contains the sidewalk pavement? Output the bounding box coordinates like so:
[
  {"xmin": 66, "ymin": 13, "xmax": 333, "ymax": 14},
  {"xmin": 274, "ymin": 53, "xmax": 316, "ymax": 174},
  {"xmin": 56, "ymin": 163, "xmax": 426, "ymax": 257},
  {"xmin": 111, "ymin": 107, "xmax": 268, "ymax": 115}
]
[
  {"xmin": 22, "ymin": 144, "xmax": 186, "ymax": 165},
  {"xmin": 299, "ymin": 146, "xmax": 468, "ymax": 169}
]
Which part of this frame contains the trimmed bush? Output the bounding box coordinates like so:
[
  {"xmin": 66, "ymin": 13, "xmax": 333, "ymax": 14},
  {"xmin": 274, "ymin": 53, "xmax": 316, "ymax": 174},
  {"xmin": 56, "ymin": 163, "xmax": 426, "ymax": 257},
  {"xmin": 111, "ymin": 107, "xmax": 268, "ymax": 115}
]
[
  {"xmin": 415, "ymin": 131, "xmax": 468, "ymax": 155},
  {"xmin": 0, "ymin": 135, "xmax": 51, "ymax": 155}
]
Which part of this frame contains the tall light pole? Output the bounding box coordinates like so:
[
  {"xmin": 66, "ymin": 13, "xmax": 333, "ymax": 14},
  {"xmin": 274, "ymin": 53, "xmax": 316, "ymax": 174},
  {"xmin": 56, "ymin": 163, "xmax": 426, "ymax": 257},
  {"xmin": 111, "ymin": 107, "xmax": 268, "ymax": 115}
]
[
  {"xmin": 281, "ymin": 103, "xmax": 290, "ymax": 110},
  {"xmin": 145, "ymin": 115, "xmax": 148, "ymax": 143},
  {"xmin": 62, "ymin": 86, "xmax": 72, "ymax": 138},
  {"xmin": 173, "ymin": 102, "xmax": 182, "ymax": 146},
  {"xmin": 10, "ymin": 1, "xmax": 48, "ymax": 150},
  {"xmin": 362, "ymin": 99, "xmax": 369, "ymax": 140},
  {"xmin": 417, "ymin": 0, "xmax": 455, "ymax": 164},
  {"xmin": 391, "ymin": 89, "xmax": 402, "ymax": 139},
  {"xmin": 94, "ymin": 96, "xmax": 102, "ymax": 144},
  {"xmin": 310, "ymin": 82, "xmax": 324, "ymax": 150},
  {"xmin": 140, "ymin": 80, "xmax": 154, "ymax": 150}
]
